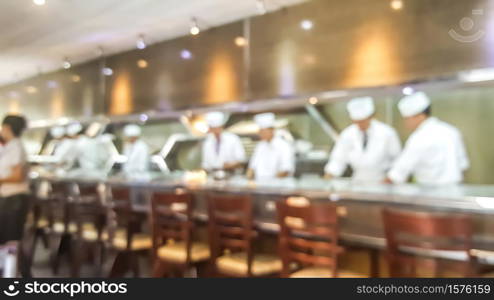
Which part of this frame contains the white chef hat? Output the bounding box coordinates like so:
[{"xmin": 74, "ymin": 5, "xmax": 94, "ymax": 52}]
[
  {"xmin": 254, "ymin": 113, "xmax": 276, "ymax": 129},
  {"xmin": 398, "ymin": 92, "xmax": 431, "ymax": 117},
  {"xmin": 347, "ymin": 97, "xmax": 375, "ymax": 121},
  {"xmin": 123, "ymin": 124, "xmax": 142, "ymax": 137},
  {"xmin": 205, "ymin": 111, "xmax": 226, "ymax": 128},
  {"xmin": 66, "ymin": 123, "xmax": 83, "ymax": 136},
  {"xmin": 50, "ymin": 126, "xmax": 65, "ymax": 139}
]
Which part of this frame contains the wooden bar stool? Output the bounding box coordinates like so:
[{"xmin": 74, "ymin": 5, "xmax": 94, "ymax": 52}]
[
  {"xmin": 207, "ymin": 193, "xmax": 282, "ymax": 277},
  {"xmin": 276, "ymin": 197, "xmax": 366, "ymax": 278},
  {"xmin": 151, "ymin": 189, "xmax": 210, "ymax": 277},
  {"xmin": 107, "ymin": 186, "xmax": 152, "ymax": 278},
  {"xmin": 71, "ymin": 183, "xmax": 107, "ymax": 277},
  {"xmin": 382, "ymin": 209, "xmax": 477, "ymax": 277}
]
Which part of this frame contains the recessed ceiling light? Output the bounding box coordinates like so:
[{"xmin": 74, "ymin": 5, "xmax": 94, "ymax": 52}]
[
  {"xmin": 300, "ymin": 20, "xmax": 314, "ymax": 31},
  {"xmin": 308, "ymin": 97, "xmax": 318, "ymax": 105},
  {"xmin": 136, "ymin": 35, "xmax": 146, "ymax": 50},
  {"xmin": 26, "ymin": 86, "xmax": 38, "ymax": 94},
  {"xmin": 137, "ymin": 59, "xmax": 148, "ymax": 68},
  {"xmin": 102, "ymin": 67, "xmax": 113, "ymax": 76},
  {"xmin": 180, "ymin": 49, "xmax": 192, "ymax": 60},
  {"xmin": 62, "ymin": 58, "xmax": 71, "ymax": 69},
  {"xmin": 235, "ymin": 36, "xmax": 248, "ymax": 47},
  {"xmin": 402, "ymin": 86, "xmax": 414, "ymax": 95},
  {"xmin": 190, "ymin": 18, "xmax": 200, "ymax": 35},
  {"xmin": 391, "ymin": 0, "xmax": 403, "ymax": 10},
  {"xmin": 33, "ymin": 0, "xmax": 46, "ymax": 6}
]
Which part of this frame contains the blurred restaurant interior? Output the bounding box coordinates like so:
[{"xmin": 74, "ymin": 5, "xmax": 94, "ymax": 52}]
[{"xmin": 1, "ymin": 0, "xmax": 494, "ymax": 278}]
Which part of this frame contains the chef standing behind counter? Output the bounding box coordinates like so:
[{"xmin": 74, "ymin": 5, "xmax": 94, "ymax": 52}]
[
  {"xmin": 122, "ymin": 124, "xmax": 150, "ymax": 179},
  {"xmin": 247, "ymin": 113, "xmax": 295, "ymax": 180},
  {"xmin": 386, "ymin": 92, "xmax": 469, "ymax": 185},
  {"xmin": 201, "ymin": 112, "xmax": 246, "ymax": 173},
  {"xmin": 324, "ymin": 97, "xmax": 402, "ymax": 183}
]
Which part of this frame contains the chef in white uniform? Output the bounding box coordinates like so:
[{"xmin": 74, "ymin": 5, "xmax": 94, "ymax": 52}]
[
  {"xmin": 201, "ymin": 112, "xmax": 246, "ymax": 173},
  {"xmin": 386, "ymin": 92, "xmax": 469, "ymax": 185},
  {"xmin": 247, "ymin": 113, "xmax": 295, "ymax": 180},
  {"xmin": 324, "ymin": 97, "xmax": 402, "ymax": 183},
  {"xmin": 49, "ymin": 126, "xmax": 67, "ymax": 159},
  {"xmin": 122, "ymin": 124, "xmax": 150, "ymax": 178},
  {"xmin": 57, "ymin": 122, "xmax": 83, "ymax": 172}
]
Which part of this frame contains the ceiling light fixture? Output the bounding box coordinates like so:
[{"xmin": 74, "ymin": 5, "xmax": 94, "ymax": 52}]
[
  {"xmin": 308, "ymin": 97, "xmax": 318, "ymax": 105},
  {"xmin": 256, "ymin": 0, "xmax": 267, "ymax": 15},
  {"xmin": 62, "ymin": 58, "xmax": 71, "ymax": 69},
  {"xmin": 33, "ymin": 0, "xmax": 46, "ymax": 6},
  {"xmin": 300, "ymin": 20, "xmax": 314, "ymax": 31},
  {"xmin": 136, "ymin": 34, "xmax": 146, "ymax": 50},
  {"xmin": 71, "ymin": 75, "xmax": 81, "ymax": 82},
  {"xmin": 102, "ymin": 67, "xmax": 113, "ymax": 76},
  {"xmin": 190, "ymin": 18, "xmax": 200, "ymax": 36},
  {"xmin": 391, "ymin": 0, "xmax": 403, "ymax": 10},
  {"xmin": 402, "ymin": 86, "xmax": 414, "ymax": 95},
  {"xmin": 137, "ymin": 59, "xmax": 148, "ymax": 68},
  {"xmin": 180, "ymin": 49, "xmax": 192, "ymax": 60},
  {"xmin": 234, "ymin": 36, "xmax": 248, "ymax": 47},
  {"xmin": 26, "ymin": 86, "xmax": 38, "ymax": 94}
]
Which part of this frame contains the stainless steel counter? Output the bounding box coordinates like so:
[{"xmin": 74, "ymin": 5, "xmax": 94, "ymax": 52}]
[{"xmin": 34, "ymin": 173, "xmax": 494, "ymax": 263}]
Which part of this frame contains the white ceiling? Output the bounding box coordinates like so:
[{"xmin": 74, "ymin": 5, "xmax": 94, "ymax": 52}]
[{"xmin": 0, "ymin": 0, "xmax": 306, "ymax": 86}]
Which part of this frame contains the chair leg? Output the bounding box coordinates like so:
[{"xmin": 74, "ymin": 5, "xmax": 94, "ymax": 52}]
[
  {"xmin": 109, "ymin": 252, "xmax": 130, "ymax": 278},
  {"xmin": 130, "ymin": 252, "xmax": 140, "ymax": 277},
  {"xmin": 70, "ymin": 240, "xmax": 84, "ymax": 278},
  {"xmin": 91, "ymin": 242, "xmax": 106, "ymax": 277},
  {"xmin": 41, "ymin": 231, "xmax": 50, "ymax": 249},
  {"xmin": 49, "ymin": 235, "xmax": 63, "ymax": 275},
  {"xmin": 152, "ymin": 260, "xmax": 169, "ymax": 278}
]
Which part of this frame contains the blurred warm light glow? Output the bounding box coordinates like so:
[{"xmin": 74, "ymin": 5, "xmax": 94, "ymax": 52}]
[
  {"xmin": 193, "ymin": 119, "xmax": 209, "ymax": 134},
  {"xmin": 50, "ymin": 89, "xmax": 64, "ymax": 118},
  {"xmin": 137, "ymin": 59, "xmax": 148, "ymax": 68},
  {"xmin": 71, "ymin": 75, "xmax": 81, "ymax": 82},
  {"xmin": 345, "ymin": 22, "xmax": 400, "ymax": 87},
  {"xmin": 110, "ymin": 71, "xmax": 133, "ymax": 115},
  {"xmin": 235, "ymin": 36, "xmax": 248, "ymax": 47},
  {"xmin": 300, "ymin": 20, "xmax": 314, "ymax": 31},
  {"xmin": 308, "ymin": 97, "xmax": 318, "ymax": 105},
  {"xmin": 33, "ymin": 0, "xmax": 45, "ymax": 6},
  {"xmin": 9, "ymin": 100, "xmax": 20, "ymax": 114},
  {"xmin": 278, "ymin": 40, "xmax": 296, "ymax": 96},
  {"xmin": 26, "ymin": 86, "xmax": 38, "ymax": 94},
  {"xmin": 390, "ymin": 0, "xmax": 403, "ymax": 10},
  {"xmin": 206, "ymin": 52, "xmax": 238, "ymax": 104}
]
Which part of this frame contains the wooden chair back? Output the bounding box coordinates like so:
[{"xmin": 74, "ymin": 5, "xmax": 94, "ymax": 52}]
[
  {"xmin": 207, "ymin": 193, "xmax": 255, "ymax": 275},
  {"xmin": 72, "ymin": 183, "xmax": 106, "ymax": 240},
  {"xmin": 276, "ymin": 197, "xmax": 341, "ymax": 277},
  {"xmin": 151, "ymin": 189, "xmax": 194, "ymax": 263},
  {"xmin": 382, "ymin": 209, "xmax": 475, "ymax": 277}
]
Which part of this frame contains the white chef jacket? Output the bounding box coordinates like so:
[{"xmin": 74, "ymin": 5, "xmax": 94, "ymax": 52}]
[
  {"xmin": 201, "ymin": 132, "xmax": 246, "ymax": 171},
  {"xmin": 388, "ymin": 117, "xmax": 469, "ymax": 185},
  {"xmin": 249, "ymin": 137, "xmax": 295, "ymax": 180},
  {"xmin": 123, "ymin": 139, "xmax": 150, "ymax": 175},
  {"xmin": 52, "ymin": 138, "xmax": 72, "ymax": 162},
  {"xmin": 325, "ymin": 119, "xmax": 402, "ymax": 182},
  {"xmin": 0, "ymin": 138, "xmax": 29, "ymax": 197}
]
